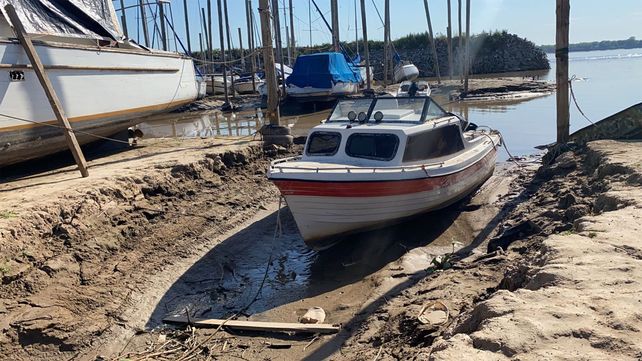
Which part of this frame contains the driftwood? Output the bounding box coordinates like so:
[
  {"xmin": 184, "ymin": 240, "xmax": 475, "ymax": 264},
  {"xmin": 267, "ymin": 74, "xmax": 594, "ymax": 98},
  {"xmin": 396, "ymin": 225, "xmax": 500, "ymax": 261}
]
[{"xmin": 164, "ymin": 316, "xmax": 340, "ymax": 334}]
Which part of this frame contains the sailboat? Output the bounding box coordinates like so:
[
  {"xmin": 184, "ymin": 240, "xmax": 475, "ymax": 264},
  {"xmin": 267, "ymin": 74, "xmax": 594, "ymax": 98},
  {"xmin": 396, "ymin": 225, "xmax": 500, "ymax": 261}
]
[
  {"xmin": 0, "ymin": 0, "xmax": 200, "ymax": 167},
  {"xmin": 393, "ymin": 53, "xmax": 420, "ymax": 83}
]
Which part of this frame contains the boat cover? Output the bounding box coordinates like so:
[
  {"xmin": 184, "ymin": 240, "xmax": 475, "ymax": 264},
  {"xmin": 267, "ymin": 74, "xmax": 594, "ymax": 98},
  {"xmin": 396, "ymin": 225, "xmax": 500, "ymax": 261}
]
[
  {"xmin": 286, "ymin": 52, "xmax": 362, "ymax": 89},
  {"xmin": 0, "ymin": 0, "xmax": 121, "ymax": 40}
]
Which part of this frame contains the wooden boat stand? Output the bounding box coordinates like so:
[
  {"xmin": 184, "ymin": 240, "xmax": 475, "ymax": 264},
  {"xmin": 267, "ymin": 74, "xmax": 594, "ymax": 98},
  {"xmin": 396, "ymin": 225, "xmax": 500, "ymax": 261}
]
[{"xmin": 4, "ymin": 4, "xmax": 89, "ymax": 177}]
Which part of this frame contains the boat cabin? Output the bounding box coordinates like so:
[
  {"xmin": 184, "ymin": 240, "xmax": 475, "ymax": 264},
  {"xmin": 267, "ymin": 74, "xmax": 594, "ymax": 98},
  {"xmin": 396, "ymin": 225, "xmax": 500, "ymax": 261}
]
[{"xmin": 301, "ymin": 97, "xmax": 472, "ymax": 167}]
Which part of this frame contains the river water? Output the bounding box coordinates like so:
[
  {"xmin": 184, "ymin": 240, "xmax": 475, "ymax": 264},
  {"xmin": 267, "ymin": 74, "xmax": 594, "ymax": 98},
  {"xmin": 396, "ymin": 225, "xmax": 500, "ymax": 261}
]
[{"xmin": 138, "ymin": 48, "xmax": 642, "ymax": 160}]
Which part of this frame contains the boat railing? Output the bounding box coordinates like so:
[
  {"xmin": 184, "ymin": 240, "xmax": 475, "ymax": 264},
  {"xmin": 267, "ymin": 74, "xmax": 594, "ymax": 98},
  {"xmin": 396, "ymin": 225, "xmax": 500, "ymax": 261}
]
[{"xmin": 270, "ymin": 156, "xmax": 445, "ymax": 174}]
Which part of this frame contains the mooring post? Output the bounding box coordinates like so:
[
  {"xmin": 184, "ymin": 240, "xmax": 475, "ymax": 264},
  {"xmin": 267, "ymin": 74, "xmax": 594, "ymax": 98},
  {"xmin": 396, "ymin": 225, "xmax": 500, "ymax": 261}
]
[
  {"xmin": 258, "ymin": 0, "xmax": 292, "ymax": 146},
  {"xmin": 5, "ymin": 4, "xmax": 88, "ymax": 177},
  {"xmin": 463, "ymin": 0, "xmax": 471, "ymax": 93},
  {"xmin": 246, "ymin": 0, "xmax": 257, "ymax": 92},
  {"xmin": 383, "ymin": 0, "xmax": 390, "ymax": 85},
  {"xmin": 360, "ymin": 0, "xmax": 372, "ymax": 90},
  {"xmin": 423, "ymin": 0, "xmax": 441, "ymax": 84},
  {"xmin": 183, "ymin": 0, "xmax": 191, "ymax": 54},
  {"xmin": 289, "ymin": 0, "xmax": 296, "ymax": 62},
  {"xmin": 139, "ymin": 0, "xmax": 150, "ymax": 47},
  {"xmin": 216, "ymin": 0, "xmax": 229, "ymax": 103},
  {"xmin": 330, "ymin": 0, "xmax": 340, "ymax": 52},
  {"xmin": 157, "ymin": 1, "xmax": 168, "ymax": 51},
  {"xmin": 119, "ymin": 0, "xmax": 129, "ymax": 38},
  {"xmin": 556, "ymin": 0, "xmax": 570, "ymax": 143},
  {"xmin": 447, "ymin": 0, "xmax": 453, "ymax": 80}
]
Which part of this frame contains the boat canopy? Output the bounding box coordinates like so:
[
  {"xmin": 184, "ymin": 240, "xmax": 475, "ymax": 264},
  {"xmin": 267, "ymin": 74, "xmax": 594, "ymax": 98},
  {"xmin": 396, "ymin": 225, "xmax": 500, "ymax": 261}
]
[
  {"xmin": 286, "ymin": 52, "xmax": 362, "ymax": 89},
  {"xmin": 327, "ymin": 97, "xmax": 448, "ymax": 124},
  {"xmin": 0, "ymin": 0, "xmax": 122, "ymax": 40}
]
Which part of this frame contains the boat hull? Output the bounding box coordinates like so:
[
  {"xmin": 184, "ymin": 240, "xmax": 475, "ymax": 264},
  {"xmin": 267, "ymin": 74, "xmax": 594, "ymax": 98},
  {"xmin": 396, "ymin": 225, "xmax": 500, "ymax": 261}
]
[
  {"xmin": 0, "ymin": 40, "xmax": 198, "ymax": 167},
  {"xmin": 394, "ymin": 64, "xmax": 420, "ymax": 83},
  {"xmin": 273, "ymin": 148, "xmax": 496, "ymax": 249},
  {"xmin": 286, "ymin": 82, "xmax": 359, "ymax": 103}
]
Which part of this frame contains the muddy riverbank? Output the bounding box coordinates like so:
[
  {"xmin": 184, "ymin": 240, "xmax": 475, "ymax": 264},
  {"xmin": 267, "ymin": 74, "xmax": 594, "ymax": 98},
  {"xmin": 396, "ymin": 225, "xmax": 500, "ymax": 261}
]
[{"xmin": 0, "ymin": 138, "xmax": 295, "ymax": 360}]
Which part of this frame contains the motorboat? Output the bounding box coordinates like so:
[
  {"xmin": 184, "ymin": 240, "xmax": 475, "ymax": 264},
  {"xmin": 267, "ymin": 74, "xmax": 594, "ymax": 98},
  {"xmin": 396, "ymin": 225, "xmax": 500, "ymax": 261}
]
[
  {"xmin": 234, "ymin": 74, "xmax": 264, "ymax": 94},
  {"xmin": 0, "ymin": 0, "xmax": 200, "ymax": 167},
  {"xmin": 285, "ymin": 52, "xmax": 362, "ymax": 103},
  {"xmin": 395, "ymin": 80, "xmax": 431, "ymax": 97},
  {"xmin": 206, "ymin": 74, "xmax": 238, "ymax": 95},
  {"xmin": 268, "ymin": 97, "xmax": 501, "ymax": 249},
  {"xmin": 393, "ymin": 60, "xmax": 420, "ymax": 83}
]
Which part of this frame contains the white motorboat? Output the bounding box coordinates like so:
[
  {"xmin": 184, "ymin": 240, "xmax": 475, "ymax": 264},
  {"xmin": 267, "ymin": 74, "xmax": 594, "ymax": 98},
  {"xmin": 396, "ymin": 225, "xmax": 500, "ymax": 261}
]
[
  {"xmin": 285, "ymin": 52, "xmax": 362, "ymax": 103},
  {"xmin": 0, "ymin": 0, "xmax": 200, "ymax": 167},
  {"xmin": 206, "ymin": 74, "xmax": 238, "ymax": 95},
  {"xmin": 393, "ymin": 61, "xmax": 420, "ymax": 83},
  {"xmin": 395, "ymin": 80, "xmax": 431, "ymax": 97},
  {"xmin": 268, "ymin": 97, "xmax": 500, "ymax": 249},
  {"xmin": 234, "ymin": 74, "xmax": 264, "ymax": 94}
]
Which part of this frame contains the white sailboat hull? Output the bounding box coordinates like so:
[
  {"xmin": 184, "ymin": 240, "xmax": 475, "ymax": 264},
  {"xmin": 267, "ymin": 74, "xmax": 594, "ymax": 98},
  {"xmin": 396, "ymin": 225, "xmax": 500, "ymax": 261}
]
[
  {"xmin": 394, "ymin": 63, "xmax": 420, "ymax": 83},
  {"xmin": 0, "ymin": 40, "xmax": 199, "ymax": 166}
]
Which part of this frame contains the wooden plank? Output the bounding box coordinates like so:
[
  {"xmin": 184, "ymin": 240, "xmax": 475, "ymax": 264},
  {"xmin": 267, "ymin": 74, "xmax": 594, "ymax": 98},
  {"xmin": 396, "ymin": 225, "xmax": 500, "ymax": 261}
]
[
  {"xmin": 4, "ymin": 4, "xmax": 89, "ymax": 178},
  {"xmin": 163, "ymin": 316, "xmax": 341, "ymax": 334}
]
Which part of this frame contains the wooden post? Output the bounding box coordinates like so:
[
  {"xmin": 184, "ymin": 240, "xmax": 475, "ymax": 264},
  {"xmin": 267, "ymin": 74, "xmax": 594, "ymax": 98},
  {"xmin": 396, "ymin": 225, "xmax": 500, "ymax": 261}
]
[
  {"xmin": 207, "ymin": 0, "xmax": 214, "ymax": 72},
  {"xmin": 238, "ymin": 28, "xmax": 245, "ymax": 70},
  {"xmin": 463, "ymin": 0, "xmax": 471, "ymax": 92},
  {"xmin": 556, "ymin": 0, "xmax": 570, "ymax": 143},
  {"xmin": 289, "ymin": 0, "xmax": 296, "ymax": 62},
  {"xmin": 447, "ymin": 0, "xmax": 453, "ymax": 80},
  {"xmin": 360, "ymin": 0, "xmax": 371, "ymax": 90},
  {"xmin": 183, "ymin": 0, "xmax": 191, "ymax": 54},
  {"xmin": 423, "ymin": 0, "xmax": 441, "ymax": 84},
  {"xmin": 246, "ymin": 0, "xmax": 257, "ymax": 92},
  {"xmin": 5, "ymin": 5, "xmax": 88, "ymax": 177},
  {"xmin": 458, "ymin": 0, "xmax": 463, "ymax": 82},
  {"xmin": 331, "ymin": 0, "xmax": 340, "ymax": 52},
  {"xmin": 283, "ymin": 2, "xmax": 291, "ymax": 66},
  {"xmin": 140, "ymin": 0, "xmax": 150, "ymax": 46},
  {"xmin": 158, "ymin": 1, "xmax": 167, "ymax": 51},
  {"xmin": 217, "ymin": 0, "xmax": 230, "ymax": 102},
  {"xmin": 223, "ymin": 0, "xmax": 236, "ymax": 95},
  {"xmin": 271, "ymin": 0, "xmax": 287, "ymax": 96},
  {"xmin": 258, "ymin": 0, "xmax": 281, "ymax": 125},
  {"xmin": 383, "ymin": 0, "xmax": 390, "ymax": 85},
  {"xmin": 119, "ymin": 0, "xmax": 129, "ymax": 38}
]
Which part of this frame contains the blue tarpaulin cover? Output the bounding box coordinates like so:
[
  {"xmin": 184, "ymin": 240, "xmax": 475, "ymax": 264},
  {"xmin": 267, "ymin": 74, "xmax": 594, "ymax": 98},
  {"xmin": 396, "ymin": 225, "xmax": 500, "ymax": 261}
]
[{"xmin": 286, "ymin": 52, "xmax": 362, "ymax": 89}]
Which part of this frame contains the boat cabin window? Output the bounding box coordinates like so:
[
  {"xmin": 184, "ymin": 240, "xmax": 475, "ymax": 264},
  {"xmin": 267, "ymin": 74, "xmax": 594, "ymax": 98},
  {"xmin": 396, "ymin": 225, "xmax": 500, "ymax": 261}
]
[
  {"xmin": 346, "ymin": 133, "xmax": 399, "ymax": 161},
  {"xmin": 328, "ymin": 99, "xmax": 373, "ymax": 122},
  {"xmin": 372, "ymin": 98, "xmax": 424, "ymax": 122},
  {"xmin": 402, "ymin": 124, "xmax": 465, "ymax": 162},
  {"xmin": 306, "ymin": 131, "xmax": 342, "ymax": 156},
  {"xmin": 425, "ymin": 100, "xmax": 447, "ymax": 121}
]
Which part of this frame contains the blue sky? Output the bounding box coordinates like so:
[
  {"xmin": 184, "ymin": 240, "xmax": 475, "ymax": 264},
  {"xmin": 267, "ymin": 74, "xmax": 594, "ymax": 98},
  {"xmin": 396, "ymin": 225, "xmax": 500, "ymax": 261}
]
[{"xmin": 115, "ymin": 0, "xmax": 642, "ymax": 51}]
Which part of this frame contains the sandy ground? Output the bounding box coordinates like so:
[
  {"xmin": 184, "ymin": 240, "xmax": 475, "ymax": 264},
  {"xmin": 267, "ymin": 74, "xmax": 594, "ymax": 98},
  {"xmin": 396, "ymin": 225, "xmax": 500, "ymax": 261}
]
[{"xmin": 0, "ymin": 137, "xmax": 292, "ymax": 360}]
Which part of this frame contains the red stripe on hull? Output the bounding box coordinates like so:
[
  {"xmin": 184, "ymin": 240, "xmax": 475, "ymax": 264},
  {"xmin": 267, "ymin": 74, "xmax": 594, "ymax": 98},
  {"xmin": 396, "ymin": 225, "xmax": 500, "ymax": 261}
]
[{"xmin": 273, "ymin": 148, "xmax": 496, "ymax": 197}]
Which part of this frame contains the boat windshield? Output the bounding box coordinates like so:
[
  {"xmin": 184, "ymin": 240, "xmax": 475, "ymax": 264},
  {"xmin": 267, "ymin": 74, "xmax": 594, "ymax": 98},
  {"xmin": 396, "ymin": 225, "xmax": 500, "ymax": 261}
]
[{"xmin": 327, "ymin": 97, "xmax": 448, "ymax": 123}]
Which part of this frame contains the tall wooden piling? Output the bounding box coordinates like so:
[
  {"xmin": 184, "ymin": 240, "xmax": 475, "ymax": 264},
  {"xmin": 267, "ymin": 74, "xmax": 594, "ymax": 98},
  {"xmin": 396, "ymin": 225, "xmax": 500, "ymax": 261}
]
[
  {"xmin": 458, "ymin": 0, "xmax": 463, "ymax": 82},
  {"xmin": 223, "ymin": 0, "xmax": 235, "ymax": 94},
  {"xmin": 360, "ymin": 0, "xmax": 371, "ymax": 90},
  {"xmin": 158, "ymin": 1, "xmax": 167, "ymax": 51},
  {"xmin": 447, "ymin": 0, "xmax": 453, "ymax": 80},
  {"xmin": 119, "ymin": 0, "xmax": 128, "ymax": 38},
  {"xmin": 289, "ymin": 0, "xmax": 296, "ymax": 62},
  {"xmin": 463, "ymin": 0, "xmax": 471, "ymax": 93},
  {"xmin": 258, "ymin": 0, "xmax": 280, "ymax": 125},
  {"xmin": 283, "ymin": 2, "xmax": 291, "ymax": 65},
  {"xmin": 183, "ymin": 0, "xmax": 191, "ymax": 53},
  {"xmin": 246, "ymin": 0, "xmax": 257, "ymax": 91},
  {"xmin": 139, "ymin": 0, "xmax": 150, "ymax": 46},
  {"xmin": 331, "ymin": 0, "xmax": 340, "ymax": 52},
  {"xmin": 271, "ymin": 0, "xmax": 287, "ymax": 96},
  {"xmin": 5, "ymin": 4, "xmax": 88, "ymax": 177},
  {"xmin": 238, "ymin": 28, "xmax": 245, "ymax": 70},
  {"xmin": 383, "ymin": 0, "xmax": 390, "ymax": 84},
  {"xmin": 207, "ymin": 0, "xmax": 214, "ymax": 71},
  {"xmin": 217, "ymin": 0, "xmax": 230, "ymax": 102},
  {"xmin": 423, "ymin": 0, "xmax": 441, "ymax": 84},
  {"xmin": 556, "ymin": 0, "xmax": 570, "ymax": 143}
]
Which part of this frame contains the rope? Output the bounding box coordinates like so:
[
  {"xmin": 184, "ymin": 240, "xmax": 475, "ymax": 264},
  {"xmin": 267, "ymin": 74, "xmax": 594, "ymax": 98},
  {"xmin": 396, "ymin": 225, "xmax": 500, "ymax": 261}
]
[{"xmin": 569, "ymin": 75, "xmax": 594, "ymax": 125}]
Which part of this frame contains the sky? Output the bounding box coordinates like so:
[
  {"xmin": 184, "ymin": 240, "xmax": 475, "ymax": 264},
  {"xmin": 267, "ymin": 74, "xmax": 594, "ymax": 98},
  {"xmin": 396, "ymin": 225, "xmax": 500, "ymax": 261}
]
[{"xmin": 115, "ymin": 0, "xmax": 642, "ymax": 52}]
